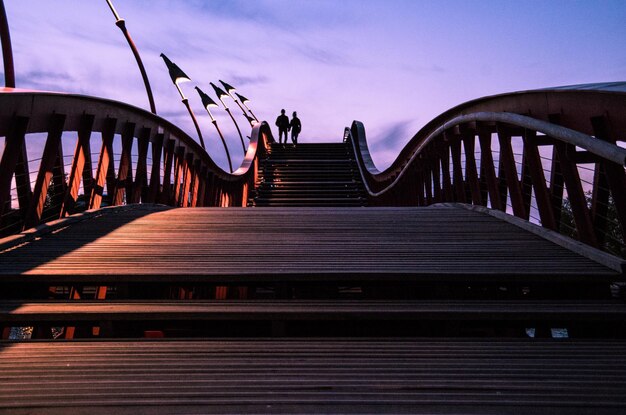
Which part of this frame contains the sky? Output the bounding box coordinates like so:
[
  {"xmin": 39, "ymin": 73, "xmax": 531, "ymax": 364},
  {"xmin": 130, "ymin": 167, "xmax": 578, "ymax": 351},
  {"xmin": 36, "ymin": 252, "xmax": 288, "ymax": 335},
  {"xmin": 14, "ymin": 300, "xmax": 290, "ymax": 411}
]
[{"xmin": 3, "ymin": 0, "xmax": 626, "ymax": 171}]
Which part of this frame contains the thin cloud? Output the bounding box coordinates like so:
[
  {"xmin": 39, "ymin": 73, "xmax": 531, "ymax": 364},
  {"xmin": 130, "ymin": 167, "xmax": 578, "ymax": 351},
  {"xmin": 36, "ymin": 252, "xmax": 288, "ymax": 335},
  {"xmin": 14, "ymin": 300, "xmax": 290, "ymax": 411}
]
[
  {"xmin": 228, "ymin": 75, "xmax": 270, "ymax": 87},
  {"xmin": 372, "ymin": 119, "xmax": 414, "ymax": 149}
]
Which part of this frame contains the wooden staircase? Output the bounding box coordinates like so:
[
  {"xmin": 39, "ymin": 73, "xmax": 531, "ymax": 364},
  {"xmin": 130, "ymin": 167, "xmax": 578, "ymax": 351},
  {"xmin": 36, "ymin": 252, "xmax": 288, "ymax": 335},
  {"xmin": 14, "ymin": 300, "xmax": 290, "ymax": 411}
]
[{"xmin": 250, "ymin": 143, "xmax": 368, "ymax": 207}]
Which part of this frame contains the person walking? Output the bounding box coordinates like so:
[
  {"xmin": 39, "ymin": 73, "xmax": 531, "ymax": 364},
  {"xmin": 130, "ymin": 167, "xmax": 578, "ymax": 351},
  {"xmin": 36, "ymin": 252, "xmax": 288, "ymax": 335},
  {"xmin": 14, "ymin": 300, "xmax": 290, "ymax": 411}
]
[
  {"xmin": 275, "ymin": 109, "xmax": 289, "ymax": 144},
  {"xmin": 289, "ymin": 111, "xmax": 301, "ymax": 145}
]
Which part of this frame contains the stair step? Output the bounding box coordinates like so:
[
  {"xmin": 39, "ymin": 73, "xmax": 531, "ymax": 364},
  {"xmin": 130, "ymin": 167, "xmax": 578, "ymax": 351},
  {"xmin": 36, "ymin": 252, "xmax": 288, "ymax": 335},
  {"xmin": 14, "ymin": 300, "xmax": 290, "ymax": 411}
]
[{"xmin": 254, "ymin": 142, "xmax": 367, "ymax": 207}]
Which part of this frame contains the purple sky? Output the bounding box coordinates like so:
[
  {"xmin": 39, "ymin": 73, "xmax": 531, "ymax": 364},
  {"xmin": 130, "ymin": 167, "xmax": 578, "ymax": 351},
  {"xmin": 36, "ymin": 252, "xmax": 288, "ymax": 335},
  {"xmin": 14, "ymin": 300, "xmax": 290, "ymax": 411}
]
[{"xmin": 4, "ymin": 0, "xmax": 626, "ymax": 171}]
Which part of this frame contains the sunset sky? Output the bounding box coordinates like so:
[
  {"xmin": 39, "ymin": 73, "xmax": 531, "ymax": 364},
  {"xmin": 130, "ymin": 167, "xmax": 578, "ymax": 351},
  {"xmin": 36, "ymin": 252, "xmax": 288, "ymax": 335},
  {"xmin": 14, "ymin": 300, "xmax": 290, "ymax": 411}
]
[{"xmin": 4, "ymin": 0, "xmax": 626, "ymax": 170}]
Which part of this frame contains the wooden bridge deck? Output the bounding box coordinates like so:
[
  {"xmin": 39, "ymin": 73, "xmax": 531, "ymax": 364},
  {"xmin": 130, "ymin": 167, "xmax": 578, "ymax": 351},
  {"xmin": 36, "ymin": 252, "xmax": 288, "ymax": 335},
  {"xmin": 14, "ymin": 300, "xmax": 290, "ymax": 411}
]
[
  {"xmin": 2, "ymin": 338, "xmax": 626, "ymax": 414},
  {"xmin": 0, "ymin": 204, "xmax": 620, "ymax": 282},
  {"xmin": 2, "ymin": 204, "xmax": 625, "ymax": 414}
]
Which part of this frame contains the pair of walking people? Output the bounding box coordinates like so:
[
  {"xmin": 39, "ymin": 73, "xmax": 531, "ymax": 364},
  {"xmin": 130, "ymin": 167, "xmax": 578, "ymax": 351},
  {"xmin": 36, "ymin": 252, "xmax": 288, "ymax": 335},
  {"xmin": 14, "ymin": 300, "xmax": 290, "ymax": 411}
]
[{"xmin": 275, "ymin": 109, "xmax": 301, "ymax": 144}]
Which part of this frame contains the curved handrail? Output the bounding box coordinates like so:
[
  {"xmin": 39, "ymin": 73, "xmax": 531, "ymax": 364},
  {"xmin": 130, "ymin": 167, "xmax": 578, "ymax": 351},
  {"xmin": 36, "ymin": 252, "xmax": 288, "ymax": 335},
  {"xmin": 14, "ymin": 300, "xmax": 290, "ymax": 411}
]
[
  {"xmin": 347, "ymin": 85, "xmax": 626, "ymax": 254},
  {"xmin": 0, "ymin": 89, "xmax": 273, "ymax": 234},
  {"xmin": 348, "ymin": 112, "xmax": 626, "ymax": 198},
  {"xmin": 352, "ymin": 86, "xmax": 626, "ymax": 191}
]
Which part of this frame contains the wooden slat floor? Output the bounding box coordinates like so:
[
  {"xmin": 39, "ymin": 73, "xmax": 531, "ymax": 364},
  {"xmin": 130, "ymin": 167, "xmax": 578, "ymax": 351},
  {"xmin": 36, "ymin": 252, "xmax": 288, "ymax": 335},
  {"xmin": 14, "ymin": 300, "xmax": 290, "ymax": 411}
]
[
  {"xmin": 1, "ymin": 338, "xmax": 626, "ymax": 414},
  {"xmin": 0, "ymin": 204, "xmax": 619, "ymax": 282},
  {"xmin": 2, "ymin": 299, "xmax": 626, "ymax": 322}
]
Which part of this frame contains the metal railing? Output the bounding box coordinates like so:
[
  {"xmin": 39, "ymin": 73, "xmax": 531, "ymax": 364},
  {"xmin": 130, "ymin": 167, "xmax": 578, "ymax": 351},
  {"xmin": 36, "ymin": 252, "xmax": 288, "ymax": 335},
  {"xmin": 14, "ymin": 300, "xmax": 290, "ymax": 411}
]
[
  {"xmin": 347, "ymin": 85, "xmax": 626, "ymax": 255},
  {"xmin": 0, "ymin": 90, "xmax": 274, "ymax": 236}
]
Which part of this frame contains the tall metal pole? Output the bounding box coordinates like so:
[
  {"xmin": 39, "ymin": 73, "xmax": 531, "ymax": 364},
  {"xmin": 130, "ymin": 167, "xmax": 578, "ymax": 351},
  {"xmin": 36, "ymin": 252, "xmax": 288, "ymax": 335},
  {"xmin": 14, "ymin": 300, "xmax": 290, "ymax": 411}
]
[
  {"xmin": 211, "ymin": 119, "xmax": 233, "ymax": 172},
  {"xmin": 160, "ymin": 53, "xmax": 205, "ymax": 150},
  {"xmin": 195, "ymin": 86, "xmax": 233, "ymax": 173},
  {"xmin": 236, "ymin": 93, "xmax": 259, "ymax": 122},
  {"xmin": 224, "ymin": 107, "xmax": 245, "ymax": 155},
  {"xmin": 181, "ymin": 97, "xmax": 205, "ymax": 150},
  {"xmin": 211, "ymin": 83, "xmax": 246, "ymax": 155},
  {"xmin": 219, "ymin": 81, "xmax": 255, "ymax": 127},
  {"xmin": 105, "ymin": 0, "xmax": 156, "ymax": 114},
  {"xmin": 0, "ymin": 0, "xmax": 15, "ymax": 87}
]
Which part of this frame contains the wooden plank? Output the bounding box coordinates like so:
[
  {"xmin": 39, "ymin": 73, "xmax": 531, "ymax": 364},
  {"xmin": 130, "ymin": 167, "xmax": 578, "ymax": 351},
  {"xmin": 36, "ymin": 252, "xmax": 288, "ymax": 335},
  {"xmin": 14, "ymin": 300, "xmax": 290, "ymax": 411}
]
[{"xmin": 3, "ymin": 299, "xmax": 626, "ymax": 323}]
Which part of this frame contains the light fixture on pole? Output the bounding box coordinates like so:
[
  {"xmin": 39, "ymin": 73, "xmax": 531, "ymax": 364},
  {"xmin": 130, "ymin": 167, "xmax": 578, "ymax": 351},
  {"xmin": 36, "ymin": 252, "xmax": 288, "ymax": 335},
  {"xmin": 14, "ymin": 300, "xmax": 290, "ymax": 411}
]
[
  {"xmin": 210, "ymin": 82, "xmax": 246, "ymax": 155},
  {"xmin": 160, "ymin": 53, "xmax": 205, "ymax": 150},
  {"xmin": 195, "ymin": 86, "xmax": 233, "ymax": 173},
  {"xmin": 105, "ymin": 0, "xmax": 156, "ymax": 114},
  {"xmin": 219, "ymin": 80, "xmax": 255, "ymax": 126},
  {"xmin": 235, "ymin": 93, "xmax": 258, "ymax": 123}
]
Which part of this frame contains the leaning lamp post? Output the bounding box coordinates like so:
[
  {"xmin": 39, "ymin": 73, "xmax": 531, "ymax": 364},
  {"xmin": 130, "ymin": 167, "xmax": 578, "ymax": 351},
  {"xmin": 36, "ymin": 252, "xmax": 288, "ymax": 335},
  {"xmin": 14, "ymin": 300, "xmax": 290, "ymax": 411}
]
[
  {"xmin": 160, "ymin": 53, "xmax": 205, "ymax": 150},
  {"xmin": 195, "ymin": 86, "xmax": 233, "ymax": 173},
  {"xmin": 210, "ymin": 82, "xmax": 246, "ymax": 155},
  {"xmin": 219, "ymin": 80, "xmax": 255, "ymax": 127},
  {"xmin": 235, "ymin": 92, "xmax": 259, "ymax": 123},
  {"xmin": 105, "ymin": 0, "xmax": 156, "ymax": 114}
]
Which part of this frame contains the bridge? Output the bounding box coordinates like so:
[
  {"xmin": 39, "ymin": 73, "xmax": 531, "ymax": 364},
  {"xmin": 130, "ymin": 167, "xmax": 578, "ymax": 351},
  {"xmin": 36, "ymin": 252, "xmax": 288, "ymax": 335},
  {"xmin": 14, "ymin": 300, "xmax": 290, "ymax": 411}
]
[{"xmin": 1, "ymin": 84, "xmax": 626, "ymax": 414}]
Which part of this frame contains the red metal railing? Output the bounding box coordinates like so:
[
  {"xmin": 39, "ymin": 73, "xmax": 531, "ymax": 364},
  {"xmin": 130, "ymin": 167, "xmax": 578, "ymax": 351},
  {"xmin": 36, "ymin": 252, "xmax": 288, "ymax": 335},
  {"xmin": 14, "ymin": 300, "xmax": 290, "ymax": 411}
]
[
  {"xmin": 0, "ymin": 90, "xmax": 274, "ymax": 235},
  {"xmin": 347, "ymin": 85, "xmax": 626, "ymax": 255}
]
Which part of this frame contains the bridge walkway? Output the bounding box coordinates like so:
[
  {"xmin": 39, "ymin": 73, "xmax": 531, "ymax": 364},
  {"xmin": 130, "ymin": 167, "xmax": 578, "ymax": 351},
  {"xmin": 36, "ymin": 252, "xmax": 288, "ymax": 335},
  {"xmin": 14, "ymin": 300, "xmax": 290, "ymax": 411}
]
[
  {"xmin": 250, "ymin": 142, "xmax": 368, "ymax": 206},
  {"xmin": 1, "ymin": 144, "xmax": 625, "ymax": 414}
]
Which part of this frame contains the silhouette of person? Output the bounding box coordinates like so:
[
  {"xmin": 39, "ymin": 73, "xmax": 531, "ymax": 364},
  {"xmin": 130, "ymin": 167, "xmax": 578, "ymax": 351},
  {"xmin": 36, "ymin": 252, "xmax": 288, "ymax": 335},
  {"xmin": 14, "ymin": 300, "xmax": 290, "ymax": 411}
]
[
  {"xmin": 275, "ymin": 109, "xmax": 289, "ymax": 144},
  {"xmin": 290, "ymin": 111, "xmax": 301, "ymax": 145}
]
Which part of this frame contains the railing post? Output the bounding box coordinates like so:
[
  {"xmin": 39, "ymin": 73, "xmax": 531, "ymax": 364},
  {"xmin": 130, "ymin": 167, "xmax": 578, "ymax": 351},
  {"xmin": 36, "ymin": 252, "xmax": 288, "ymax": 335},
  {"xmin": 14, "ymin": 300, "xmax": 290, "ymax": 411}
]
[
  {"xmin": 61, "ymin": 114, "xmax": 95, "ymax": 217},
  {"xmin": 160, "ymin": 138, "xmax": 175, "ymax": 205},
  {"xmin": 147, "ymin": 133, "xmax": 164, "ymax": 204},
  {"xmin": 440, "ymin": 137, "xmax": 453, "ymax": 202},
  {"xmin": 172, "ymin": 146, "xmax": 185, "ymax": 207},
  {"xmin": 520, "ymin": 144, "xmax": 533, "ymax": 216},
  {"xmin": 496, "ymin": 125, "xmax": 527, "ymax": 218},
  {"xmin": 89, "ymin": 117, "xmax": 117, "ymax": 210},
  {"xmin": 521, "ymin": 129, "xmax": 557, "ymax": 230},
  {"xmin": 430, "ymin": 143, "xmax": 442, "ymax": 203},
  {"xmin": 461, "ymin": 130, "xmax": 483, "ymax": 206},
  {"xmin": 24, "ymin": 114, "xmax": 67, "ymax": 229},
  {"xmin": 112, "ymin": 122, "xmax": 135, "ymax": 206},
  {"xmin": 477, "ymin": 129, "xmax": 503, "ymax": 211},
  {"xmin": 554, "ymin": 141, "xmax": 598, "ymax": 247},
  {"xmin": 131, "ymin": 127, "xmax": 150, "ymax": 204},
  {"xmin": 591, "ymin": 115, "xmax": 626, "ymax": 251},
  {"xmin": 448, "ymin": 132, "xmax": 466, "ymax": 203},
  {"xmin": 181, "ymin": 152, "xmax": 193, "ymax": 207},
  {"xmin": 0, "ymin": 116, "xmax": 29, "ymax": 226}
]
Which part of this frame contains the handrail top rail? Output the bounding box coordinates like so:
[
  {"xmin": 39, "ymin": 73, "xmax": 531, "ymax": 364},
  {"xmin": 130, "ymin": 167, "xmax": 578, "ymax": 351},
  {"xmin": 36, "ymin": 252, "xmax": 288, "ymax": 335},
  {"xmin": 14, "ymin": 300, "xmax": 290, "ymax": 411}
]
[
  {"xmin": 346, "ymin": 111, "xmax": 626, "ymax": 198},
  {"xmin": 348, "ymin": 84, "xmax": 626, "ymax": 185},
  {"xmin": 0, "ymin": 88, "xmax": 268, "ymax": 181}
]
